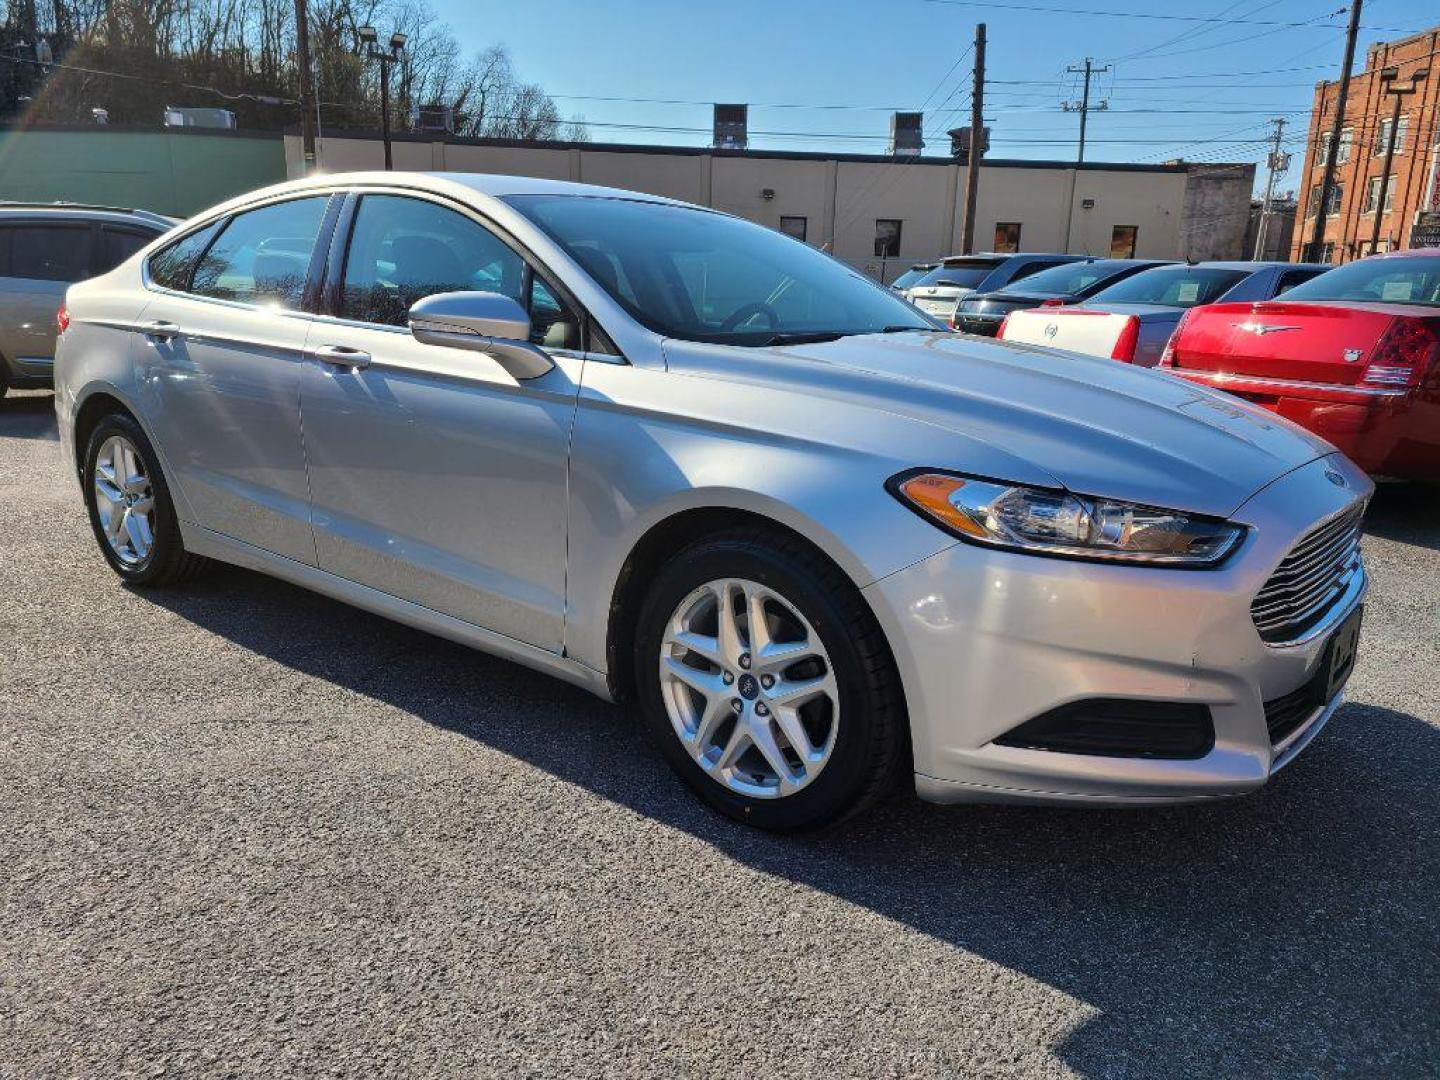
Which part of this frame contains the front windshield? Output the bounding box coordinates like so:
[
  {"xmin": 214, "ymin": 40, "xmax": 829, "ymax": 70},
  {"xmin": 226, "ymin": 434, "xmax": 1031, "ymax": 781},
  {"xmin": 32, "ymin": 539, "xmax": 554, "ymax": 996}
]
[
  {"xmin": 506, "ymin": 195, "xmax": 935, "ymax": 345},
  {"xmin": 891, "ymin": 266, "xmax": 932, "ymax": 289},
  {"xmin": 1279, "ymin": 257, "xmax": 1440, "ymax": 307},
  {"xmin": 996, "ymin": 260, "xmax": 1114, "ymax": 297},
  {"xmin": 1089, "ymin": 266, "xmax": 1248, "ymax": 307}
]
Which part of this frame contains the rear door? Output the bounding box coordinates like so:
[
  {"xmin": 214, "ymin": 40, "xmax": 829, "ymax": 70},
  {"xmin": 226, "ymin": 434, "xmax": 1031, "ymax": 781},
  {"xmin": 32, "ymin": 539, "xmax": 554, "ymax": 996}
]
[
  {"xmin": 135, "ymin": 194, "xmax": 337, "ymax": 564},
  {"xmin": 0, "ymin": 220, "xmax": 93, "ymax": 378}
]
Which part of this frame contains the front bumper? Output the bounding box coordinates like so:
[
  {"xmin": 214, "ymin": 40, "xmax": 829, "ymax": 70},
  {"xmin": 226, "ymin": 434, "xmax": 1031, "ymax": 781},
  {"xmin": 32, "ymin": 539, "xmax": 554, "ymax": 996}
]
[{"xmin": 863, "ymin": 453, "xmax": 1372, "ymax": 806}]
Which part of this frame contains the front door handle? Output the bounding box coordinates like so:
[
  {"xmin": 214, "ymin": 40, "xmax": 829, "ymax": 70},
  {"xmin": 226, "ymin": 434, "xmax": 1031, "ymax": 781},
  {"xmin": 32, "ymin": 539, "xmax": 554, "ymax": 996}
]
[
  {"xmin": 311, "ymin": 344, "xmax": 372, "ymax": 370},
  {"xmin": 141, "ymin": 320, "xmax": 182, "ymax": 341}
]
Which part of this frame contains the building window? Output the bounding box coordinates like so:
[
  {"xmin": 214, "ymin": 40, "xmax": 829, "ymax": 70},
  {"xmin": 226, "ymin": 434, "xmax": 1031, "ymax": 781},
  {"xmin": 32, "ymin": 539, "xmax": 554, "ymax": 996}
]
[
  {"xmin": 1110, "ymin": 225, "xmax": 1138, "ymax": 259},
  {"xmin": 778, "ymin": 216, "xmax": 807, "ymax": 242},
  {"xmin": 1363, "ymin": 175, "xmax": 1398, "ymax": 214},
  {"xmin": 874, "ymin": 219, "xmax": 902, "ymax": 258},
  {"xmin": 1374, "ymin": 116, "xmax": 1408, "ymax": 157},
  {"xmin": 1316, "ymin": 128, "xmax": 1353, "ymax": 166},
  {"xmin": 993, "ymin": 222, "xmax": 1022, "ymax": 253},
  {"xmin": 1305, "ymin": 182, "xmax": 1344, "ymax": 218}
]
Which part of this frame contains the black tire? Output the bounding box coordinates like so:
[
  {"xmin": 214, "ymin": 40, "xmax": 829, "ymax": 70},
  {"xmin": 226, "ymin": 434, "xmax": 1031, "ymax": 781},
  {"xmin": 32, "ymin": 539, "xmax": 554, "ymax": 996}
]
[
  {"xmin": 82, "ymin": 411, "xmax": 209, "ymax": 586},
  {"xmin": 634, "ymin": 528, "xmax": 908, "ymax": 831},
  {"xmin": 0, "ymin": 360, "xmax": 9, "ymax": 399}
]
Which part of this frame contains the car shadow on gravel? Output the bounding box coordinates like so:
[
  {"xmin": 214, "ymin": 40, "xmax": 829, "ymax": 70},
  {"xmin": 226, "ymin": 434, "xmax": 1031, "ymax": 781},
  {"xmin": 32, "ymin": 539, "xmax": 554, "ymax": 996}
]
[
  {"xmin": 1365, "ymin": 481, "xmax": 1440, "ymax": 551},
  {"xmin": 147, "ymin": 565, "xmax": 1440, "ymax": 1079},
  {"xmin": 0, "ymin": 391, "xmax": 57, "ymax": 441}
]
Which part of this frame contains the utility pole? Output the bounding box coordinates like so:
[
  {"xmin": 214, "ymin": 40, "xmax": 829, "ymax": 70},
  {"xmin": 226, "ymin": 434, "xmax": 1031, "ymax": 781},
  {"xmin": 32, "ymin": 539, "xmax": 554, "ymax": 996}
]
[
  {"xmin": 294, "ymin": 0, "xmax": 317, "ymax": 173},
  {"xmin": 1307, "ymin": 0, "xmax": 1363, "ymax": 261},
  {"xmin": 1253, "ymin": 116, "xmax": 1290, "ymax": 259},
  {"xmin": 961, "ymin": 23, "xmax": 986, "ymax": 255},
  {"xmin": 1369, "ymin": 66, "xmax": 1429, "ymax": 255},
  {"xmin": 359, "ymin": 25, "xmax": 407, "ymax": 170},
  {"xmin": 1063, "ymin": 57, "xmax": 1109, "ymax": 165}
]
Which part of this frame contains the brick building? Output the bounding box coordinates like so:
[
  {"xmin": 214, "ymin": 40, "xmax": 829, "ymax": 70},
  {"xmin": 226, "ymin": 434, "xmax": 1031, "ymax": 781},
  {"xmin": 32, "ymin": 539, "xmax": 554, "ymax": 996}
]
[{"xmin": 1293, "ymin": 25, "xmax": 1440, "ymax": 263}]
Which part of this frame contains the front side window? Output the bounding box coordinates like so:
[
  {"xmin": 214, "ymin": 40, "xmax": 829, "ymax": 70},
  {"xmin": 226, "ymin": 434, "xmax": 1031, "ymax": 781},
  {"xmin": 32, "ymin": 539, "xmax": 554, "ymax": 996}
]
[
  {"xmin": 1110, "ymin": 225, "xmax": 1138, "ymax": 259},
  {"xmin": 874, "ymin": 219, "xmax": 902, "ymax": 258},
  {"xmin": 148, "ymin": 220, "xmax": 223, "ymax": 291},
  {"xmin": 1088, "ymin": 266, "xmax": 1248, "ymax": 308},
  {"xmin": 993, "ymin": 222, "xmax": 1021, "ymax": 253},
  {"xmin": 1280, "ymin": 256, "xmax": 1440, "ymax": 307},
  {"xmin": 507, "ymin": 195, "xmax": 931, "ymax": 346},
  {"xmin": 340, "ymin": 194, "xmax": 525, "ymax": 327},
  {"xmin": 192, "ymin": 197, "xmax": 329, "ymax": 308},
  {"xmin": 6, "ymin": 225, "xmax": 91, "ymax": 282}
]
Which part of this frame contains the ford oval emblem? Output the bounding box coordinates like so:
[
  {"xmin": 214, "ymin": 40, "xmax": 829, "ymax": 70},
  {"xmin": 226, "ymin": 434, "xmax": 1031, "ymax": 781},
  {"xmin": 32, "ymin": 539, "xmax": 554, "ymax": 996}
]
[
  {"xmin": 1044, "ymin": 323, "xmax": 1058, "ymax": 339},
  {"xmin": 1325, "ymin": 469, "xmax": 1347, "ymax": 488}
]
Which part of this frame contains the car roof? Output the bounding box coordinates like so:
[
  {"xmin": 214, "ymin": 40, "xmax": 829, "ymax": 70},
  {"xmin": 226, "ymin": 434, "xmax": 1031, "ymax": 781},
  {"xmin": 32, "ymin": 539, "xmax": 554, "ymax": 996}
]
[
  {"xmin": 1173, "ymin": 260, "xmax": 1331, "ymax": 272},
  {"xmin": 0, "ymin": 202, "xmax": 176, "ymax": 228},
  {"xmin": 1367, "ymin": 247, "xmax": 1440, "ymax": 260}
]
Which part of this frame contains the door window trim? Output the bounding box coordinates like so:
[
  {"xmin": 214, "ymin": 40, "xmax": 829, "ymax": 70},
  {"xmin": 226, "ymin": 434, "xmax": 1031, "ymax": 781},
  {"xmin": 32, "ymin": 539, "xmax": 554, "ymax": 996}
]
[{"xmin": 313, "ymin": 185, "xmax": 625, "ymax": 362}]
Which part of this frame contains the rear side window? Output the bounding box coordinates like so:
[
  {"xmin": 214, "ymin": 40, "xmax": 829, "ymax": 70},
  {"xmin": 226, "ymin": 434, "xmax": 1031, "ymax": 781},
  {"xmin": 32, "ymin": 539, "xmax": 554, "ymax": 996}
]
[
  {"xmin": 148, "ymin": 220, "xmax": 224, "ymax": 291},
  {"xmin": 98, "ymin": 228, "xmax": 154, "ymax": 273},
  {"xmin": 1274, "ymin": 268, "xmax": 1326, "ymax": 295},
  {"xmin": 191, "ymin": 197, "xmax": 329, "ymax": 308},
  {"xmin": 6, "ymin": 225, "xmax": 92, "ymax": 282}
]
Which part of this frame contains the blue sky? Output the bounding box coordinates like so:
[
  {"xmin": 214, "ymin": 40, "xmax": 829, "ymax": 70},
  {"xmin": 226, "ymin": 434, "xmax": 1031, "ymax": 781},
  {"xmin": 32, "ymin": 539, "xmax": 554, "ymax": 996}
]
[{"xmin": 432, "ymin": 0, "xmax": 1437, "ymax": 194}]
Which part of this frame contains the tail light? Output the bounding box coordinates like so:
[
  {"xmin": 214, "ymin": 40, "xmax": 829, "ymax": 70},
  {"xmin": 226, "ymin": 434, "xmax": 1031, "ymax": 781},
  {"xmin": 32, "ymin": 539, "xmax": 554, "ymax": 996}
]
[
  {"xmin": 1159, "ymin": 308, "xmax": 1196, "ymax": 369},
  {"xmin": 55, "ymin": 301, "xmax": 70, "ymax": 336},
  {"xmin": 1109, "ymin": 315, "xmax": 1141, "ymax": 362},
  {"xmin": 1040, "ymin": 297, "xmax": 1064, "ymax": 308},
  {"xmin": 1362, "ymin": 317, "xmax": 1440, "ymax": 389},
  {"xmin": 996, "ymin": 312, "xmax": 1014, "ymax": 338}
]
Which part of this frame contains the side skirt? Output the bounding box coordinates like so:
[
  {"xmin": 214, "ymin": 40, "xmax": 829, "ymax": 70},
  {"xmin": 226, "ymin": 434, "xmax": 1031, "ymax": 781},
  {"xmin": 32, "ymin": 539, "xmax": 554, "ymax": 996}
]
[{"xmin": 181, "ymin": 523, "xmax": 615, "ymax": 702}]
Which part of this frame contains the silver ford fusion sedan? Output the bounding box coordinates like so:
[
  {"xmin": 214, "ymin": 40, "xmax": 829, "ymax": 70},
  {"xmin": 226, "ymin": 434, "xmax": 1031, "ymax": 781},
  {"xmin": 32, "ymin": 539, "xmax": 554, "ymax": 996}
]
[{"xmin": 54, "ymin": 173, "xmax": 1371, "ymax": 830}]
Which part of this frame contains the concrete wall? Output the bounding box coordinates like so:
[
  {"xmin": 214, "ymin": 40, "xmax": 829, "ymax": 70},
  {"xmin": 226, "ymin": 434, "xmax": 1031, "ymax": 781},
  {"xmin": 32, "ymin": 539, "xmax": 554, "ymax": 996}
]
[
  {"xmin": 1176, "ymin": 163, "xmax": 1257, "ymax": 261},
  {"xmin": 285, "ymin": 133, "xmax": 1231, "ymax": 280},
  {"xmin": 0, "ymin": 127, "xmax": 287, "ymax": 217}
]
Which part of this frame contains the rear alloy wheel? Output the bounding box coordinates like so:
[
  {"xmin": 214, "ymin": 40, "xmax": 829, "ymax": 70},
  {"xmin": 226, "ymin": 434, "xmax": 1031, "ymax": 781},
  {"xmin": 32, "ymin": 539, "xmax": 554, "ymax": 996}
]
[
  {"xmin": 82, "ymin": 412, "xmax": 208, "ymax": 586},
  {"xmin": 635, "ymin": 530, "xmax": 906, "ymax": 830}
]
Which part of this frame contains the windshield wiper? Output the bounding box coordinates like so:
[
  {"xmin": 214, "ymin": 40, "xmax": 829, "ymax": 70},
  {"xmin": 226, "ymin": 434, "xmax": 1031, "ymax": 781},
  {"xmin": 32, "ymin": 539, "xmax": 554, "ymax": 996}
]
[{"xmin": 764, "ymin": 331, "xmax": 847, "ymax": 346}]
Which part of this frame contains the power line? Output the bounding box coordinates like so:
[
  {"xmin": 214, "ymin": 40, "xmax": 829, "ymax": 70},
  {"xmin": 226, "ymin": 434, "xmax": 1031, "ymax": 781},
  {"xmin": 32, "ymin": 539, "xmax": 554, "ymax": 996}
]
[{"xmin": 917, "ymin": 0, "xmax": 1415, "ymax": 33}]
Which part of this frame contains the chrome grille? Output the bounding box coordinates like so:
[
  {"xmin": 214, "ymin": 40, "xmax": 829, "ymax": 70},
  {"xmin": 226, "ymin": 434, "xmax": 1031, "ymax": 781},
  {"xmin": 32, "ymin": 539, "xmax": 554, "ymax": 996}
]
[{"xmin": 1251, "ymin": 504, "xmax": 1364, "ymax": 644}]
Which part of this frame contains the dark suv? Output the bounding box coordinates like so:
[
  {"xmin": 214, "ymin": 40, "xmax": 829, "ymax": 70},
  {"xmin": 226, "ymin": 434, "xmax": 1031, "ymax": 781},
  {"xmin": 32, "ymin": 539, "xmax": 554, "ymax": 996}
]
[{"xmin": 0, "ymin": 203, "xmax": 174, "ymax": 396}]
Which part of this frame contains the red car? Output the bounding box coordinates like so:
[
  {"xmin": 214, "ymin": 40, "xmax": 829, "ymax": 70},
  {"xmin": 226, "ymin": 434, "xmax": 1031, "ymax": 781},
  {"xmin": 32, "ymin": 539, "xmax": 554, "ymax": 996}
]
[{"xmin": 1160, "ymin": 249, "xmax": 1440, "ymax": 481}]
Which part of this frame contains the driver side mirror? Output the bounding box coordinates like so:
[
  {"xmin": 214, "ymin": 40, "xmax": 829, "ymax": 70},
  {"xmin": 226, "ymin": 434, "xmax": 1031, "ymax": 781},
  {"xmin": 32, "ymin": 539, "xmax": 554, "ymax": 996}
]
[{"xmin": 407, "ymin": 291, "xmax": 555, "ymax": 380}]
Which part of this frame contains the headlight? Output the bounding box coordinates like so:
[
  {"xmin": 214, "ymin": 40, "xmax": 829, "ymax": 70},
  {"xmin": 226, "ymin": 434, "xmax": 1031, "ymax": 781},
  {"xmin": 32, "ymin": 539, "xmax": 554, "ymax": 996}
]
[{"xmin": 890, "ymin": 471, "xmax": 1244, "ymax": 567}]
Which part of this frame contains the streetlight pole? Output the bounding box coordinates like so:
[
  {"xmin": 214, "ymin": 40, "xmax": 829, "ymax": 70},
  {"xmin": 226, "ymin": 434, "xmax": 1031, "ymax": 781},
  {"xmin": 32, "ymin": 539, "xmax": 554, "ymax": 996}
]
[
  {"xmin": 358, "ymin": 26, "xmax": 407, "ymax": 171},
  {"xmin": 1368, "ymin": 67, "xmax": 1428, "ymax": 256}
]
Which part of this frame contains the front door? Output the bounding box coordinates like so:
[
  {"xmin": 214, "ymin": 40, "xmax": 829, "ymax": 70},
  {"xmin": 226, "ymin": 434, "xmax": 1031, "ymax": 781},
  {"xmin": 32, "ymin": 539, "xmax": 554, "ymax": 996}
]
[
  {"xmin": 299, "ymin": 192, "xmax": 584, "ymax": 651},
  {"xmin": 135, "ymin": 195, "xmax": 334, "ymax": 564}
]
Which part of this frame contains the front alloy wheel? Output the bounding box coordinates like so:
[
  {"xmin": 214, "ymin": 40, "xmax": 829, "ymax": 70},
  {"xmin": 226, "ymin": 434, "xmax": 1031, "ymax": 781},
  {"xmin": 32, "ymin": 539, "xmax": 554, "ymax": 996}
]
[
  {"xmin": 659, "ymin": 577, "xmax": 840, "ymax": 799},
  {"xmin": 635, "ymin": 529, "xmax": 907, "ymax": 831}
]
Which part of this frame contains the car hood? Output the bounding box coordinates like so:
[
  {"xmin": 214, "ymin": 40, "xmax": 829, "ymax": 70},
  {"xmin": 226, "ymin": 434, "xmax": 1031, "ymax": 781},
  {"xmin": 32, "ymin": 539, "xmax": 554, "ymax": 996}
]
[{"xmin": 664, "ymin": 331, "xmax": 1333, "ymax": 518}]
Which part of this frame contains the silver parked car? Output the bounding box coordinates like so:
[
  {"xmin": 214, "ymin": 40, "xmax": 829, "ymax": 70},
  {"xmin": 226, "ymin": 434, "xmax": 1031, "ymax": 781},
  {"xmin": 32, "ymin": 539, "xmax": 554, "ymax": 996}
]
[
  {"xmin": 0, "ymin": 203, "xmax": 174, "ymax": 396},
  {"xmin": 54, "ymin": 173, "xmax": 1371, "ymax": 830}
]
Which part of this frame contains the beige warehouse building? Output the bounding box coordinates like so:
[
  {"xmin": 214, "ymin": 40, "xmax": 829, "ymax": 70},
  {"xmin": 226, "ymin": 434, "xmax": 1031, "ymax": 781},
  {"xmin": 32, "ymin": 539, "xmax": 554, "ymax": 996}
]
[{"xmin": 284, "ymin": 132, "xmax": 1254, "ymax": 280}]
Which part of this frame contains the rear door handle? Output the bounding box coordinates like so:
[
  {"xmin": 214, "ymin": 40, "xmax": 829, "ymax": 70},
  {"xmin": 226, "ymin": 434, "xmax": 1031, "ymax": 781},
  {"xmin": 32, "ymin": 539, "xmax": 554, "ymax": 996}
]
[
  {"xmin": 310, "ymin": 344, "xmax": 372, "ymax": 370},
  {"xmin": 142, "ymin": 320, "xmax": 182, "ymax": 341}
]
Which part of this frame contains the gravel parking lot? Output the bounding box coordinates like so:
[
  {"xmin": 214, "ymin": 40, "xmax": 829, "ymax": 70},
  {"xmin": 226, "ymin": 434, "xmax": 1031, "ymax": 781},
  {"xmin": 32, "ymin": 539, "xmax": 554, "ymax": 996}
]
[{"xmin": 2, "ymin": 388, "xmax": 1437, "ymax": 1079}]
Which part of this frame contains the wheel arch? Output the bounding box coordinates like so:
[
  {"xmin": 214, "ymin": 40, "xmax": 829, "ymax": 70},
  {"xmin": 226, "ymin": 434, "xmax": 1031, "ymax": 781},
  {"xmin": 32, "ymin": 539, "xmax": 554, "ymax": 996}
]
[
  {"xmin": 69, "ymin": 382, "xmax": 196, "ymax": 525},
  {"xmin": 601, "ymin": 500, "xmax": 882, "ymax": 705}
]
